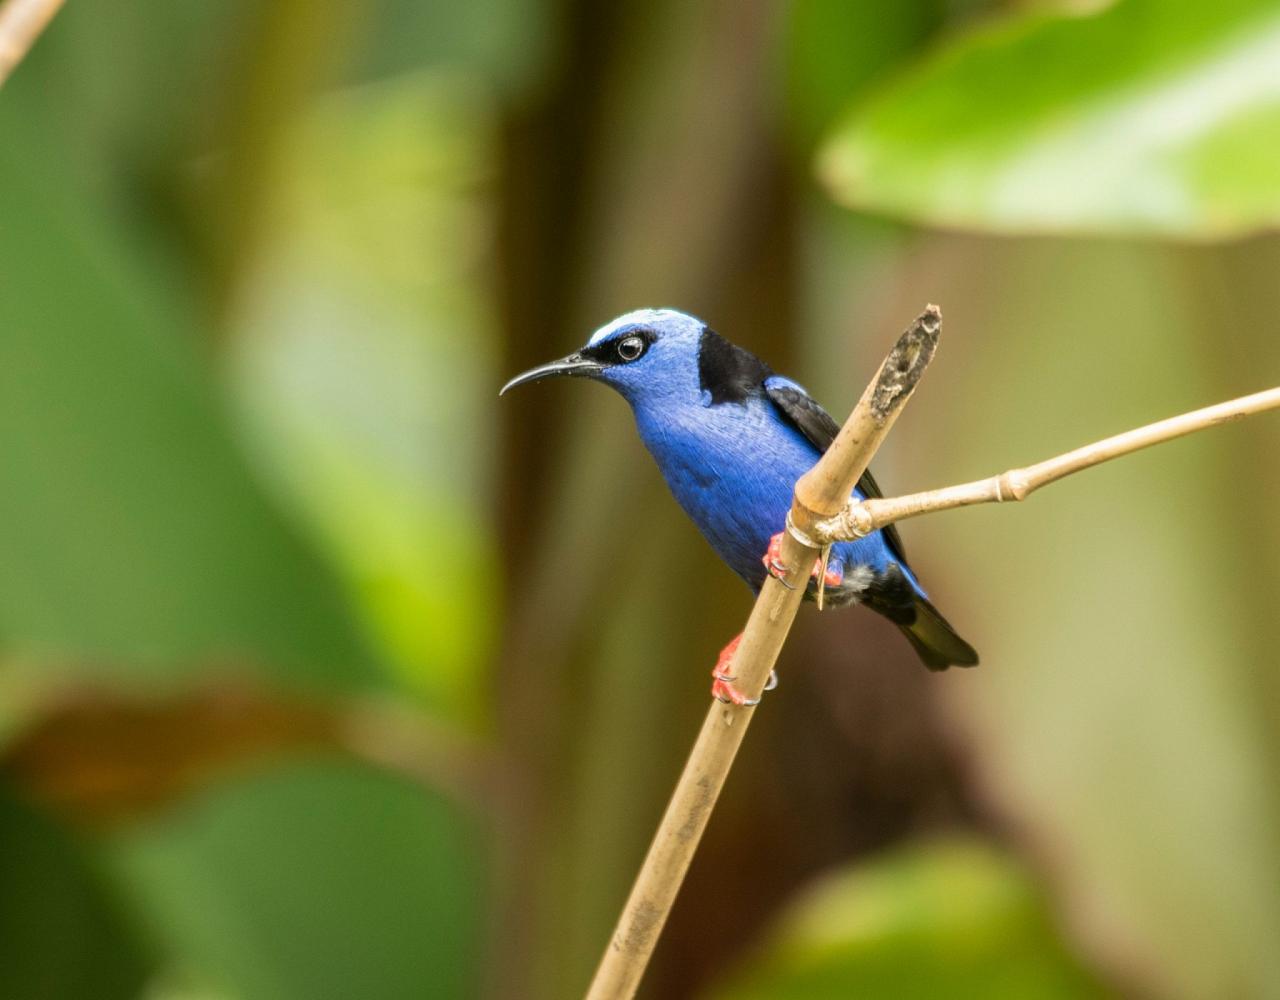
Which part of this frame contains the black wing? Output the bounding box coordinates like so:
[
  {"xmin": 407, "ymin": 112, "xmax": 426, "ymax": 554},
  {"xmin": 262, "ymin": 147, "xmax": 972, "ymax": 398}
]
[{"xmin": 764, "ymin": 379, "xmax": 908, "ymax": 565}]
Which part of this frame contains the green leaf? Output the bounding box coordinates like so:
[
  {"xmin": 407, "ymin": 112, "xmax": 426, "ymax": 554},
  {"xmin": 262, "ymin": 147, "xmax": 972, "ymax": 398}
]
[
  {"xmin": 704, "ymin": 839, "xmax": 1113, "ymax": 1000},
  {"xmin": 108, "ymin": 760, "xmax": 484, "ymax": 1000},
  {"xmin": 0, "ymin": 111, "xmax": 375, "ymax": 690},
  {"xmin": 0, "ymin": 789, "xmax": 152, "ymax": 1000},
  {"xmin": 819, "ymin": 0, "xmax": 1280, "ymax": 238},
  {"xmin": 227, "ymin": 73, "xmax": 501, "ymax": 721},
  {"xmin": 782, "ymin": 0, "xmax": 947, "ymax": 152}
]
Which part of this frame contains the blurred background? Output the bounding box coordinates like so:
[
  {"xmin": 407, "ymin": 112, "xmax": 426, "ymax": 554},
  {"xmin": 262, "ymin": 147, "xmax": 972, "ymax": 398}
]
[{"xmin": 1, "ymin": 1, "xmax": 1278, "ymax": 997}]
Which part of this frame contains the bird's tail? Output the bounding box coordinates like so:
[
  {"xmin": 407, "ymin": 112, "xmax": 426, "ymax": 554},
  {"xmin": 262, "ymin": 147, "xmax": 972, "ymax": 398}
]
[{"xmin": 900, "ymin": 595, "xmax": 979, "ymax": 670}]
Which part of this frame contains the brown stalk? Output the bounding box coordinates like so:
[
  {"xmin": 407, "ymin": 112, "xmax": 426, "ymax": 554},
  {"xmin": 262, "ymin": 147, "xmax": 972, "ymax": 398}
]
[{"xmin": 814, "ymin": 386, "xmax": 1280, "ymax": 544}]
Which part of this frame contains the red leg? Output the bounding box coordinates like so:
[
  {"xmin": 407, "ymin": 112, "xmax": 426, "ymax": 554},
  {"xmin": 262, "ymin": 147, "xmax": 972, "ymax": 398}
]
[
  {"xmin": 762, "ymin": 532, "xmax": 790, "ymax": 582},
  {"xmin": 710, "ymin": 634, "xmax": 780, "ymax": 705},
  {"xmin": 762, "ymin": 532, "xmax": 845, "ymax": 588},
  {"xmin": 709, "ymin": 633, "xmax": 782, "ymax": 706},
  {"xmin": 710, "ymin": 634, "xmax": 753, "ymax": 705}
]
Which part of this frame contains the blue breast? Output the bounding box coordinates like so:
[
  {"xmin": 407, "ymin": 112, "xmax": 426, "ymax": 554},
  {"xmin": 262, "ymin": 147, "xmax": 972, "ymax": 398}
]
[{"xmin": 634, "ymin": 394, "xmax": 907, "ymax": 595}]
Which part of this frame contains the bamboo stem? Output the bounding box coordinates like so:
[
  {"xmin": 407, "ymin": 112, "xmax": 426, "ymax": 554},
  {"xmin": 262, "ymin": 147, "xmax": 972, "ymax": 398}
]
[
  {"xmin": 584, "ymin": 306, "xmax": 944, "ymax": 1000},
  {"xmin": 814, "ymin": 386, "xmax": 1280, "ymax": 544},
  {"xmin": 0, "ymin": 0, "xmax": 64, "ymax": 87}
]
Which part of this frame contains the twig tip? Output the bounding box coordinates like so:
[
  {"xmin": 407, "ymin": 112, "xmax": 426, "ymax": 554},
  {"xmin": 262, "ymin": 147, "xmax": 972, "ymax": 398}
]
[
  {"xmin": 916, "ymin": 305, "xmax": 942, "ymax": 340},
  {"xmin": 867, "ymin": 306, "xmax": 942, "ymax": 421}
]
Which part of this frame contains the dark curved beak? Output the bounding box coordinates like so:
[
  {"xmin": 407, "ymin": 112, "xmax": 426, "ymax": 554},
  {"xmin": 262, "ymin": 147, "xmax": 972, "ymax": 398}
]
[{"xmin": 499, "ymin": 352, "xmax": 604, "ymax": 395}]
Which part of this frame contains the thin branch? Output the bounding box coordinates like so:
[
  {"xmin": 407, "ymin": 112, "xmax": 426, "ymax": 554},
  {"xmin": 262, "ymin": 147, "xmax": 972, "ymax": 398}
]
[
  {"xmin": 0, "ymin": 0, "xmax": 64, "ymax": 88},
  {"xmin": 814, "ymin": 385, "xmax": 1280, "ymax": 544},
  {"xmin": 585, "ymin": 306, "xmax": 943, "ymax": 1000}
]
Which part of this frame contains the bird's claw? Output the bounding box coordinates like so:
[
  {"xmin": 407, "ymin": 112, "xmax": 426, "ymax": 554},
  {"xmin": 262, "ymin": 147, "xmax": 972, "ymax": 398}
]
[
  {"xmin": 763, "ymin": 532, "xmax": 795, "ymax": 587},
  {"xmin": 712, "ymin": 680, "xmax": 760, "ymax": 706},
  {"xmin": 709, "ymin": 634, "xmax": 778, "ymax": 706},
  {"xmin": 761, "ymin": 531, "xmax": 844, "ymax": 590},
  {"xmin": 711, "ymin": 669, "xmax": 778, "ymax": 706}
]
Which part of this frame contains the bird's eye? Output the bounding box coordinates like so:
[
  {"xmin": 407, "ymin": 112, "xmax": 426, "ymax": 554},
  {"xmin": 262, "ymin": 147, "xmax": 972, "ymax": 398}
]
[{"xmin": 617, "ymin": 336, "xmax": 646, "ymax": 362}]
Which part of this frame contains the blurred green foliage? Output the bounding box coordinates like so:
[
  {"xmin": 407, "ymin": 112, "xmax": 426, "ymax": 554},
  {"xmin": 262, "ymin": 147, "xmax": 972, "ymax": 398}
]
[
  {"xmin": 0, "ymin": 102, "xmax": 373, "ymax": 690},
  {"xmin": 783, "ymin": 0, "xmax": 947, "ymax": 152},
  {"xmin": 0, "ymin": 791, "xmax": 149, "ymax": 1000},
  {"xmin": 820, "ymin": 0, "xmax": 1280, "ymax": 237},
  {"xmin": 0, "ymin": 1, "xmax": 1278, "ymax": 999},
  {"xmin": 108, "ymin": 761, "xmax": 483, "ymax": 1000},
  {"xmin": 228, "ymin": 72, "xmax": 500, "ymax": 720},
  {"xmin": 707, "ymin": 839, "xmax": 1111, "ymax": 1000}
]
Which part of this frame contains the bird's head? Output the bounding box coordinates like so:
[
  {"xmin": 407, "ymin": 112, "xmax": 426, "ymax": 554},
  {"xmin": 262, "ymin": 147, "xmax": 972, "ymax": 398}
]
[{"xmin": 500, "ymin": 308, "xmax": 707, "ymax": 407}]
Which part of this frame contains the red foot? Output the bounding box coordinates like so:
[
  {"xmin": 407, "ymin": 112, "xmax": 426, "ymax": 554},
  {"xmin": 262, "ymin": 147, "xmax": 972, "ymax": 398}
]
[
  {"xmin": 762, "ymin": 532, "xmax": 789, "ymax": 582},
  {"xmin": 761, "ymin": 532, "xmax": 844, "ymax": 588},
  {"xmin": 709, "ymin": 634, "xmax": 780, "ymax": 705},
  {"xmin": 710, "ymin": 634, "xmax": 754, "ymax": 705}
]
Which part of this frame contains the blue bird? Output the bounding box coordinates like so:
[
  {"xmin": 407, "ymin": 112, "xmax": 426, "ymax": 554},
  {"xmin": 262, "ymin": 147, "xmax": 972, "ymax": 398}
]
[{"xmin": 501, "ymin": 308, "xmax": 977, "ymax": 703}]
